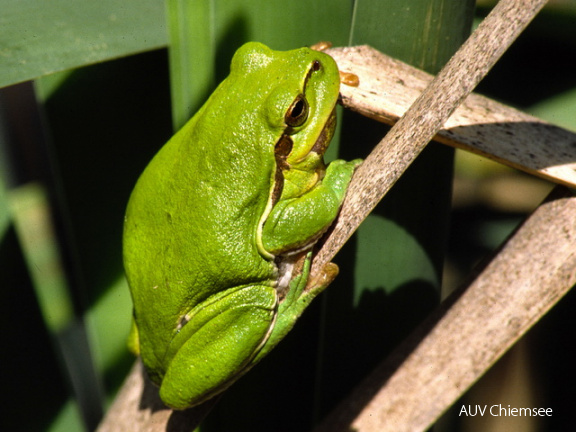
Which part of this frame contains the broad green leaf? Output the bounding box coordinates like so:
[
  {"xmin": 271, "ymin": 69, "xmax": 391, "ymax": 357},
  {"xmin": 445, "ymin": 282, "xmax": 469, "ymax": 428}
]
[
  {"xmin": 0, "ymin": 176, "xmax": 10, "ymax": 241},
  {"xmin": 9, "ymin": 183, "xmax": 74, "ymax": 333},
  {"xmin": 166, "ymin": 0, "xmax": 215, "ymax": 130},
  {"xmin": 0, "ymin": 0, "xmax": 167, "ymax": 88}
]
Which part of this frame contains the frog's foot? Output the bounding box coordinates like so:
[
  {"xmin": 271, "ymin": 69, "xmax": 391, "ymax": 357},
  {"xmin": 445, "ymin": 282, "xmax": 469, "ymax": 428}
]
[
  {"xmin": 304, "ymin": 262, "xmax": 339, "ymax": 293},
  {"xmin": 310, "ymin": 41, "xmax": 332, "ymax": 51}
]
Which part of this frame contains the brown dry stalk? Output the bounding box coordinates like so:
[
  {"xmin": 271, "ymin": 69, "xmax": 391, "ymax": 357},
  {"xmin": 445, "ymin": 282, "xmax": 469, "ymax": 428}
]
[
  {"xmin": 311, "ymin": 0, "xmax": 549, "ymax": 275},
  {"xmin": 313, "ymin": 186, "xmax": 576, "ymax": 432}
]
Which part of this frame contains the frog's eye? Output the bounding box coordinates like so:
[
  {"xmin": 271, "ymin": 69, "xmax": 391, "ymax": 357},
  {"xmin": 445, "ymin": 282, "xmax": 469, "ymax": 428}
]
[{"xmin": 285, "ymin": 95, "xmax": 308, "ymax": 128}]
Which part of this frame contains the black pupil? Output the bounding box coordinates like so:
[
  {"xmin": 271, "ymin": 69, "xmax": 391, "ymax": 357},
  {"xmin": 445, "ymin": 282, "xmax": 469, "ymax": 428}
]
[{"xmin": 291, "ymin": 99, "xmax": 305, "ymax": 119}]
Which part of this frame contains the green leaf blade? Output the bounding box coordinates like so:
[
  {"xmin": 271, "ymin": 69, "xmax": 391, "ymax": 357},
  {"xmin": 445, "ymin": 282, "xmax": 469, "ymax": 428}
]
[{"xmin": 0, "ymin": 0, "xmax": 167, "ymax": 88}]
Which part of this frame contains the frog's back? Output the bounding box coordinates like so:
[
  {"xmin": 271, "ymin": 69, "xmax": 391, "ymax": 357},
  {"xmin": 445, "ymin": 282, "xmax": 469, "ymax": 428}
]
[{"xmin": 123, "ymin": 96, "xmax": 278, "ymax": 370}]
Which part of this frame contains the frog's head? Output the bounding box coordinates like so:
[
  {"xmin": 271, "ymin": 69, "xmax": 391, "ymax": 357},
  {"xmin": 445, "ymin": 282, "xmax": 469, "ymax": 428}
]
[{"xmin": 230, "ymin": 42, "xmax": 341, "ymax": 201}]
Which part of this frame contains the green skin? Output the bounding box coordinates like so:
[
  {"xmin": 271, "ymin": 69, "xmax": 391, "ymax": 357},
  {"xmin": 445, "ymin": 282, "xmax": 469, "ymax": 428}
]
[{"xmin": 123, "ymin": 42, "xmax": 361, "ymax": 410}]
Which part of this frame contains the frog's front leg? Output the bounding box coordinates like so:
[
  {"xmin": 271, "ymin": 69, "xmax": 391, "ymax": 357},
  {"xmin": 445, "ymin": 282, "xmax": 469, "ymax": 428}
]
[
  {"xmin": 262, "ymin": 158, "xmax": 361, "ymax": 254},
  {"xmin": 159, "ymin": 284, "xmax": 277, "ymax": 409}
]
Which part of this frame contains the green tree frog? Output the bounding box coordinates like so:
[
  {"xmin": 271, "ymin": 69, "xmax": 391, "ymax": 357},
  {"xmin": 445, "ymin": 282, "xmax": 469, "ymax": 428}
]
[{"xmin": 123, "ymin": 42, "xmax": 361, "ymax": 410}]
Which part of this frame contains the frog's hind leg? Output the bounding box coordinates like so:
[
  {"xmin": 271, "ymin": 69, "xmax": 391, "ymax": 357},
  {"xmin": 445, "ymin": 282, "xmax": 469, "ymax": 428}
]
[
  {"xmin": 159, "ymin": 284, "xmax": 277, "ymax": 409},
  {"xmin": 252, "ymin": 252, "xmax": 338, "ymax": 363}
]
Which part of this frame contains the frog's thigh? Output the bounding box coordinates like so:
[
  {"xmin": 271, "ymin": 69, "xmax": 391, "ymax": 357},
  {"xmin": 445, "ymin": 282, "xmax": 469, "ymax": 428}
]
[{"xmin": 160, "ymin": 285, "xmax": 277, "ymax": 409}]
